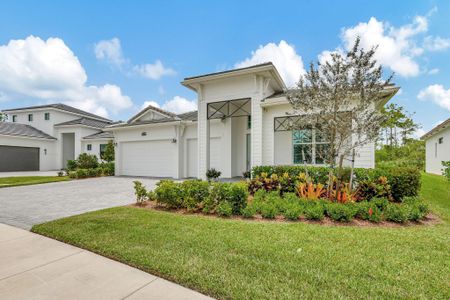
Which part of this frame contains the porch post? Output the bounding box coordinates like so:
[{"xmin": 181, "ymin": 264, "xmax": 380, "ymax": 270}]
[
  {"xmin": 251, "ymin": 76, "xmax": 264, "ymax": 169},
  {"xmin": 197, "ymin": 84, "xmax": 210, "ymax": 180}
]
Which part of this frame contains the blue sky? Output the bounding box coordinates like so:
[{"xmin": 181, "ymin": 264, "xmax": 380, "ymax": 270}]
[{"xmin": 0, "ymin": 0, "xmax": 449, "ymax": 134}]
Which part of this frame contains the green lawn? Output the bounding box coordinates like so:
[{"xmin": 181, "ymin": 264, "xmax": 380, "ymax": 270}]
[
  {"xmin": 0, "ymin": 176, "xmax": 69, "ymax": 188},
  {"xmin": 32, "ymin": 174, "xmax": 450, "ymax": 299}
]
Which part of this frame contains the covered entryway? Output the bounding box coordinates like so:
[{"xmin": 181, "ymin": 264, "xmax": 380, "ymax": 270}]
[
  {"xmin": 0, "ymin": 145, "xmax": 39, "ymax": 172},
  {"xmin": 120, "ymin": 140, "xmax": 177, "ymax": 177}
]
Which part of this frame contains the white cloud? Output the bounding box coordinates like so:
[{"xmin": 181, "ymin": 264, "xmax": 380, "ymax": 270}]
[
  {"xmin": 428, "ymin": 68, "xmax": 439, "ymax": 75},
  {"xmin": 141, "ymin": 100, "xmax": 160, "ymax": 110},
  {"xmin": 235, "ymin": 40, "xmax": 305, "ymax": 87},
  {"xmin": 133, "ymin": 60, "xmax": 176, "ymax": 80},
  {"xmin": 94, "ymin": 37, "xmax": 126, "ymax": 67},
  {"xmin": 340, "ymin": 16, "xmax": 428, "ymax": 77},
  {"xmin": 161, "ymin": 96, "xmax": 197, "ymax": 114},
  {"xmin": 413, "ymin": 128, "xmax": 426, "ymax": 139},
  {"xmin": 423, "ymin": 36, "xmax": 450, "ymax": 51},
  {"xmin": 0, "ymin": 36, "xmax": 132, "ymax": 117},
  {"xmin": 417, "ymin": 84, "xmax": 450, "ymax": 111},
  {"xmin": 140, "ymin": 96, "xmax": 197, "ymax": 114}
]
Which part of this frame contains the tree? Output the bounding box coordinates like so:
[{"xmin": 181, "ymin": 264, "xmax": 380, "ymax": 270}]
[
  {"xmin": 100, "ymin": 140, "xmax": 115, "ymax": 162},
  {"xmin": 287, "ymin": 37, "xmax": 394, "ymax": 173},
  {"xmin": 0, "ymin": 112, "xmax": 6, "ymax": 122},
  {"xmin": 379, "ymin": 103, "xmax": 420, "ymax": 147}
]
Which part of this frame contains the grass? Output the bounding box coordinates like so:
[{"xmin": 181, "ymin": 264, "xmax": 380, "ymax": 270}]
[
  {"xmin": 32, "ymin": 174, "xmax": 450, "ymax": 299},
  {"xmin": 0, "ymin": 176, "xmax": 69, "ymax": 188}
]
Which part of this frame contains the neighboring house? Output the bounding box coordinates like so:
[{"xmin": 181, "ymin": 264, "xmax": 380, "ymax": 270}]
[
  {"xmin": 106, "ymin": 62, "xmax": 399, "ymax": 179},
  {"xmin": 421, "ymin": 118, "xmax": 450, "ymax": 175},
  {"xmin": 0, "ymin": 104, "xmax": 113, "ymax": 172}
]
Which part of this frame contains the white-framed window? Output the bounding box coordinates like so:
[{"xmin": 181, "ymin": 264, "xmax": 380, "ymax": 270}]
[
  {"xmin": 87, "ymin": 144, "xmax": 92, "ymax": 151},
  {"xmin": 28, "ymin": 114, "xmax": 33, "ymax": 121},
  {"xmin": 293, "ymin": 128, "xmax": 329, "ymax": 164},
  {"xmin": 44, "ymin": 112, "xmax": 50, "ymax": 120}
]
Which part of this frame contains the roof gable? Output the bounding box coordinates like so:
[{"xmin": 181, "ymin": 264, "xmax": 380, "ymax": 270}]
[{"xmin": 128, "ymin": 105, "xmax": 178, "ymax": 123}]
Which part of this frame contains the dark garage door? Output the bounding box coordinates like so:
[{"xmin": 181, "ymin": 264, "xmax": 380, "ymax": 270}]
[{"xmin": 0, "ymin": 145, "xmax": 39, "ymax": 172}]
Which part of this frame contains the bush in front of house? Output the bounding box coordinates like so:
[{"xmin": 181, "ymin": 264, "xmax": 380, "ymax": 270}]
[
  {"xmin": 181, "ymin": 180, "xmax": 210, "ymax": 210},
  {"xmin": 216, "ymin": 201, "xmax": 233, "ymax": 217},
  {"xmin": 442, "ymin": 161, "xmax": 450, "ymax": 181},
  {"xmin": 100, "ymin": 162, "xmax": 115, "ymax": 176},
  {"xmin": 326, "ymin": 202, "xmax": 358, "ymax": 222},
  {"xmin": 67, "ymin": 159, "xmax": 78, "ymax": 171},
  {"xmin": 206, "ymin": 168, "xmax": 221, "ymax": 181},
  {"xmin": 66, "ymin": 153, "xmax": 114, "ymax": 178},
  {"xmin": 77, "ymin": 153, "xmax": 99, "ymax": 169},
  {"xmin": 155, "ymin": 180, "xmax": 183, "ymax": 208},
  {"xmin": 133, "ymin": 181, "xmax": 147, "ymax": 204}
]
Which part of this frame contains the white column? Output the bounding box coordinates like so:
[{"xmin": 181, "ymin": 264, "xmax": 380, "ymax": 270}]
[
  {"xmin": 197, "ymin": 85, "xmax": 210, "ymax": 180},
  {"xmin": 251, "ymin": 76, "xmax": 264, "ymax": 168}
]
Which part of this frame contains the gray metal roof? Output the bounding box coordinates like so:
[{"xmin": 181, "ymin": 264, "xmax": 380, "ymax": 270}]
[
  {"xmin": 0, "ymin": 122, "xmax": 56, "ymax": 140},
  {"xmin": 54, "ymin": 117, "xmax": 111, "ymax": 129},
  {"xmin": 177, "ymin": 110, "xmax": 198, "ymax": 121},
  {"xmin": 83, "ymin": 131, "xmax": 114, "ymax": 140},
  {"xmin": 2, "ymin": 103, "xmax": 111, "ymax": 122}
]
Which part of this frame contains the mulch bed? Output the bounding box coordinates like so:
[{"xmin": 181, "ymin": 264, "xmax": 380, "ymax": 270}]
[{"xmin": 129, "ymin": 201, "xmax": 440, "ymax": 227}]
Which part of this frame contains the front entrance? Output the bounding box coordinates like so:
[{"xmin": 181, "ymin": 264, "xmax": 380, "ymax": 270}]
[{"xmin": 62, "ymin": 133, "xmax": 75, "ymax": 168}]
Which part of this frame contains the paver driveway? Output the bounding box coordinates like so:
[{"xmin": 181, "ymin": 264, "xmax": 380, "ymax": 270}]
[{"xmin": 0, "ymin": 176, "xmax": 159, "ymax": 229}]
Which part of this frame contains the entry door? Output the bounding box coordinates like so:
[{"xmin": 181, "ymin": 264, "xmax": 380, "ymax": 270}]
[{"xmin": 246, "ymin": 134, "xmax": 251, "ymax": 171}]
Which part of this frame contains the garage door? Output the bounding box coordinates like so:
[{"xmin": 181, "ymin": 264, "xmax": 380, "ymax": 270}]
[
  {"xmin": 120, "ymin": 140, "xmax": 177, "ymax": 177},
  {"xmin": 0, "ymin": 145, "xmax": 39, "ymax": 172}
]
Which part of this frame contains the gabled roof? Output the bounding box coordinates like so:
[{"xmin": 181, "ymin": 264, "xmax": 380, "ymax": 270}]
[
  {"xmin": 106, "ymin": 110, "xmax": 198, "ymax": 129},
  {"xmin": 83, "ymin": 131, "xmax": 114, "ymax": 140},
  {"xmin": 181, "ymin": 62, "xmax": 286, "ymax": 92},
  {"xmin": 421, "ymin": 118, "xmax": 450, "ymax": 140},
  {"xmin": 54, "ymin": 117, "xmax": 111, "ymax": 129},
  {"xmin": 0, "ymin": 122, "xmax": 56, "ymax": 140},
  {"xmin": 128, "ymin": 104, "xmax": 177, "ymax": 123},
  {"xmin": 2, "ymin": 103, "xmax": 111, "ymax": 122}
]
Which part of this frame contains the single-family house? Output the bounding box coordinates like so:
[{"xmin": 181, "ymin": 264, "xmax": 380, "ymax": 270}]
[
  {"xmin": 0, "ymin": 104, "xmax": 113, "ymax": 171},
  {"xmin": 106, "ymin": 62, "xmax": 399, "ymax": 179},
  {"xmin": 421, "ymin": 118, "xmax": 450, "ymax": 175}
]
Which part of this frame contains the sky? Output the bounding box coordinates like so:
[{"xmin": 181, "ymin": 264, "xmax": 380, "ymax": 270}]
[{"xmin": 0, "ymin": 0, "xmax": 449, "ymax": 135}]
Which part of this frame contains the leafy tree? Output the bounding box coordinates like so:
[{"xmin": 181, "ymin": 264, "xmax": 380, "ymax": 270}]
[
  {"xmin": 287, "ymin": 37, "xmax": 394, "ymax": 172},
  {"xmin": 379, "ymin": 103, "xmax": 420, "ymax": 146},
  {"xmin": 0, "ymin": 112, "xmax": 6, "ymax": 122},
  {"xmin": 100, "ymin": 140, "xmax": 115, "ymax": 162}
]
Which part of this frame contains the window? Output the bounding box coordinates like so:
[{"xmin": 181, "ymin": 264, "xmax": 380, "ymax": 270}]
[
  {"xmin": 44, "ymin": 112, "xmax": 50, "ymax": 120},
  {"xmin": 247, "ymin": 116, "xmax": 252, "ymax": 129},
  {"xmin": 87, "ymin": 144, "xmax": 92, "ymax": 151},
  {"xmin": 12, "ymin": 115, "xmax": 17, "ymax": 122},
  {"xmin": 293, "ymin": 128, "xmax": 329, "ymax": 164},
  {"xmin": 435, "ymin": 143, "xmax": 438, "ymax": 158},
  {"xmin": 100, "ymin": 144, "xmax": 107, "ymax": 157},
  {"xmin": 28, "ymin": 114, "xmax": 33, "ymax": 121},
  {"xmin": 438, "ymin": 137, "xmax": 443, "ymax": 144}
]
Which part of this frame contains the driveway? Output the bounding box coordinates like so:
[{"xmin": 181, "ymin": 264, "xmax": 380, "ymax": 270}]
[{"xmin": 0, "ymin": 176, "xmax": 159, "ymax": 229}]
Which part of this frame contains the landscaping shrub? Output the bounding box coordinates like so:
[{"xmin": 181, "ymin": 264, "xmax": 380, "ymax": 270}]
[
  {"xmin": 133, "ymin": 181, "xmax": 147, "ymax": 204},
  {"xmin": 304, "ymin": 202, "xmax": 325, "ymax": 220},
  {"xmin": 384, "ymin": 203, "xmax": 409, "ymax": 223},
  {"xmin": 252, "ymin": 165, "xmax": 332, "ymax": 184},
  {"xmin": 248, "ymin": 173, "xmax": 280, "ymax": 194},
  {"xmin": 241, "ymin": 205, "xmax": 256, "ymax": 218},
  {"xmin": 403, "ymin": 197, "xmax": 429, "ymax": 221},
  {"xmin": 283, "ymin": 192, "xmax": 299, "ymax": 204},
  {"xmin": 57, "ymin": 170, "xmax": 64, "ymax": 177},
  {"xmin": 260, "ymin": 202, "xmax": 277, "ymax": 219},
  {"xmin": 147, "ymin": 190, "xmax": 156, "ymax": 201},
  {"xmin": 283, "ymin": 203, "xmax": 303, "ymax": 220},
  {"xmin": 155, "ymin": 180, "xmax": 183, "ymax": 208},
  {"xmin": 66, "ymin": 159, "xmax": 78, "ymax": 171},
  {"xmin": 206, "ymin": 168, "xmax": 221, "ymax": 181},
  {"xmin": 100, "ymin": 162, "xmax": 115, "ymax": 176},
  {"xmin": 369, "ymin": 197, "xmax": 390, "ymax": 211},
  {"xmin": 77, "ymin": 153, "xmax": 99, "ymax": 169},
  {"xmin": 181, "ymin": 180, "xmax": 210, "ymax": 207},
  {"xmin": 355, "ymin": 176, "xmax": 392, "ymax": 201},
  {"xmin": 216, "ymin": 201, "xmax": 233, "ymax": 217},
  {"xmin": 442, "ymin": 161, "xmax": 450, "ymax": 181},
  {"xmin": 75, "ymin": 168, "xmax": 88, "ymax": 178},
  {"xmin": 355, "ymin": 202, "xmax": 382, "ymax": 222},
  {"xmin": 68, "ymin": 171, "xmax": 77, "ymax": 179},
  {"xmin": 326, "ymin": 203, "xmax": 357, "ymax": 222},
  {"xmin": 228, "ymin": 182, "xmax": 249, "ymax": 215}
]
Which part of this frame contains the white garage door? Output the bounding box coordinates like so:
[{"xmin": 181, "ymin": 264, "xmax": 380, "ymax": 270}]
[
  {"xmin": 120, "ymin": 140, "xmax": 177, "ymax": 177},
  {"xmin": 210, "ymin": 137, "xmax": 221, "ymax": 171}
]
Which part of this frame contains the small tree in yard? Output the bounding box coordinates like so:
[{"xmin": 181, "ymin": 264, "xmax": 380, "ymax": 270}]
[
  {"xmin": 287, "ymin": 37, "xmax": 395, "ymax": 195},
  {"xmin": 101, "ymin": 140, "xmax": 115, "ymax": 162}
]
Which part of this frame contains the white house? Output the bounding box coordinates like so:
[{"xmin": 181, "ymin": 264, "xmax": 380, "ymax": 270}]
[
  {"xmin": 422, "ymin": 118, "xmax": 450, "ymax": 175},
  {"xmin": 0, "ymin": 104, "xmax": 113, "ymax": 171},
  {"xmin": 106, "ymin": 63, "xmax": 399, "ymax": 179}
]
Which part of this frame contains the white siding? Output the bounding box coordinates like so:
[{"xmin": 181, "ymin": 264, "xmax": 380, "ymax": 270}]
[{"xmin": 425, "ymin": 126, "xmax": 450, "ymax": 175}]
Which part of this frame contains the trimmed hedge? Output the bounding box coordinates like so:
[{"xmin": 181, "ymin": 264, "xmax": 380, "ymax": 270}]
[{"xmin": 252, "ymin": 165, "xmax": 421, "ymax": 201}]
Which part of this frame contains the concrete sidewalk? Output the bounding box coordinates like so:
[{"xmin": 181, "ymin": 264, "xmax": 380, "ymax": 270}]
[{"xmin": 0, "ymin": 224, "xmax": 213, "ymax": 300}]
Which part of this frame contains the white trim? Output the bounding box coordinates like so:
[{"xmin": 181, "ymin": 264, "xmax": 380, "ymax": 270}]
[{"xmin": 2, "ymin": 107, "xmax": 109, "ymax": 122}]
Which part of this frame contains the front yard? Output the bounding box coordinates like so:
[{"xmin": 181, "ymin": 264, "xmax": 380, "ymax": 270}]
[
  {"xmin": 0, "ymin": 176, "xmax": 69, "ymax": 188},
  {"xmin": 32, "ymin": 173, "xmax": 449, "ymax": 299}
]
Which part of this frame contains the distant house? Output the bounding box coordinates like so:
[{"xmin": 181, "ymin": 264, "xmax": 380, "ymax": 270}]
[
  {"xmin": 421, "ymin": 118, "xmax": 450, "ymax": 175},
  {"xmin": 0, "ymin": 104, "xmax": 113, "ymax": 172}
]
